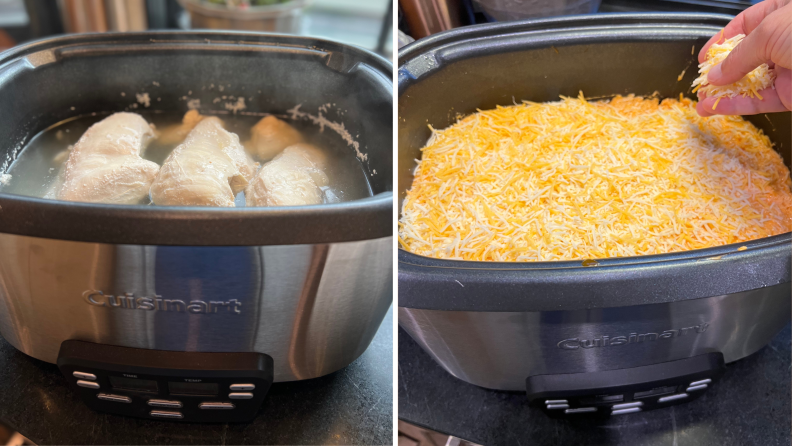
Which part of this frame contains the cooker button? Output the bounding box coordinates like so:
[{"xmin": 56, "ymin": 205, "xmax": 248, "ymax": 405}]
[
  {"xmin": 565, "ymin": 407, "xmax": 597, "ymax": 414},
  {"xmin": 148, "ymin": 399, "xmax": 183, "ymax": 408},
  {"xmin": 97, "ymin": 393, "xmax": 131, "ymax": 403},
  {"xmin": 229, "ymin": 392, "xmax": 254, "ymax": 400},
  {"xmin": 545, "ymin": 399, "xmax": 567, "ymax": 405},
  {"xmin": 686, "ymin": 384, "xmax": 708, "ymax": 392},
  {"xmin": 612, "ymin": 407, "xmax": 642, "ymax": 415},
  {"xmin": 200, "ymin": 402, "xmax": 235, "ymax": 410},
  {"xmin": 77, "ymin": 380, "xmax": 100, "ymax": 389},
  {"xmin": 150, "ymin": 410, "xmax": 183, "ymax": 419},
  {"xmin": 230, "ymin": 384, "xmax": 255, "ymax": 391},
  {"xmin": 594, "ymin": 394, "xmax": 623, "ymax": 404},
  {"xmin": 546, "ymin": 404, "xmax": 569, "ymax": 410},
  {"xmin": 612, "ymin": 401, "xmax": 643, "ymax": 410},
  {"xmin": 689, "ymin": 379, "xmax": 711, "ymax": 387},
  {"xmin": 658, "ymin": 393, "xmax": 689, "ymax": 404},
  {"xmin": 634, "ymin": 386, "xmax": 677, "ymax": 399},
  {"xmin": 73, "ymin": 371, "xmax": 96, "ymax": 380}
]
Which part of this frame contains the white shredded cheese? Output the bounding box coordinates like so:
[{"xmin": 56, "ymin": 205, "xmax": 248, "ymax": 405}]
[
  {"xmin": 692, "ymin": 33, "xmax": 776, "ymax": 108},
  {"xmin": 398, "ymin": 94, "xmax": 792, "ymax": 262}
]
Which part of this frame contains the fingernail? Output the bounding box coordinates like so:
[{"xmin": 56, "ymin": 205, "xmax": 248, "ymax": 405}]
[{"xmin": 708, "ymin": 64, "xmax": 722, "ymax": 83}]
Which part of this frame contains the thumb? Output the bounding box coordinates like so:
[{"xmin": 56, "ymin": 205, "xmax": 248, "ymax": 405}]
[{"xmin": 707, "ymin": 29, "xmax": 770, "ymax": 86}]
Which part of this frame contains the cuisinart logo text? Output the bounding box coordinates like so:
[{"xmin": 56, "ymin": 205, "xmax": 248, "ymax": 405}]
[
  {"xmin": 557, "ymin": 323, "xmax": 709, "ymax": 350},
  {"xmin": 84, "ymin": 290, "xmax": 241, "ymax": 314}
]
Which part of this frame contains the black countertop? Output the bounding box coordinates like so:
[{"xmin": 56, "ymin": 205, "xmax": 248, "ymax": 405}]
[
  {"xmin": 399, "ymin": 323, "xmax": 791, "ymax": 446},
  {"xmin": 0, "ymin": 307, "xmax": 393, "ymax": 445}
]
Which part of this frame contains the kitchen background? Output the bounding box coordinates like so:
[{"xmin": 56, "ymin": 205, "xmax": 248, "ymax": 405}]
[
  {"xmin": 398, "ymin": 0, "xmax": 760, "ymax": 42},
  {"xmin": 0, "ymin": 0, "xmax": 392, "ymax": 57}
]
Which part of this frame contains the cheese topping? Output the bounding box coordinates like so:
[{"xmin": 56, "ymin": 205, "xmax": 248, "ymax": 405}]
[
  {"xmin": 692, "ymin": 33, "xmax": 776, "ymax": 102},
  {"xmin": 398, "ymin": 94, "xmax": 792, "ymax": 262}
]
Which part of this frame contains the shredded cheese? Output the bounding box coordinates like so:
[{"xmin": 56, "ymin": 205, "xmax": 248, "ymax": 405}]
[
  {"xmin": 692, "ymin": 33, "xmax": 776, "ymax": 100},
  {"xmin": 398, "ymin": 94, "xmax": 792, "ymax": 262}
]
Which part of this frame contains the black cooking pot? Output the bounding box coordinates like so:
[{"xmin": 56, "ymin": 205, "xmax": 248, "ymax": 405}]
[
  {"xmin": 0, "ymin": 31, "xmax": 392, "ymax": 246},
  {"xmin": 398, "ymin": 13, "xmax": 791, "ymax": 313}
]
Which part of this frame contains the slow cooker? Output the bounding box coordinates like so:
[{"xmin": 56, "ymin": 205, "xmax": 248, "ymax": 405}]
[
  {"xmin": 398, "ymin": 13, "xmax": 791, "ymax": 417},
  {"xmin": 0, "ymin": 31, "xmax": 393, "ymax": 422}
]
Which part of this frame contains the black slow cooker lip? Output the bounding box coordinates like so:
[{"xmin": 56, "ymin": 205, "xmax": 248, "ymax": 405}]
[
  {"xmin": 0, "ymin": 29, "xmax": 395, "ymax": 74},
  {"xmin": 399, "ymin": 234, "xmax": 792, "ymax": 312},
  {"xmin": 398, "ymin": 12, "xmax": 735, "ymax": 65},
  {"xmin": 0, "ymin": 31, "xmax": 393, "ymax": 246},
  {"xmin": 397, "ymin": 13, "xmax": 792, "ymax": 312}
]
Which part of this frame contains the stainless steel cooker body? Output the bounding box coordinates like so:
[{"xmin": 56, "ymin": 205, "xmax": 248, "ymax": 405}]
[
  {"xmin": 400, "ymin": 284, "xmax": 789, "ymax": 391},
  {"xmin": 397, "ymin": 13, "xmax": 792, "ymax": 392},
  {"xmin": 0, "ymin": 233, "xmax": 392, "ymax": 382},
  {"xmin": 0, "ymin": 31, "xmax": 394, "ymax": 383}
]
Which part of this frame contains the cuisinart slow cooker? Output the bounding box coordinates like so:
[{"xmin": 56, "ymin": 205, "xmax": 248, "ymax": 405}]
[
  {"xmin": 398, "ymin": 13, "xmax": 791, "ymax": 417},
  {"xmin": 0, "ymin": 31, "xmax": 392, "ymax": 422}
]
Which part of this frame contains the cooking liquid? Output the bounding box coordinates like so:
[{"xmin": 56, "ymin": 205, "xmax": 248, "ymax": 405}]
[{"xmin": 1, "ymin": 111, "xmax": 372, "ymax": 205}]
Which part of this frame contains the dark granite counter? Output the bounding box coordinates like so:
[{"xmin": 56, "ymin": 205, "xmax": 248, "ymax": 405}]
[
  {"xmin": 399, "ymin": 323, "xmax": 791, "ymax": 446},
  {"xmin": 0, "ymin": 308, "xmax": 393, "ymax": 445}
]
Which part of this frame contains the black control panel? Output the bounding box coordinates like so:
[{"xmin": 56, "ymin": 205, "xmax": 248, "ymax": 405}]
[
  {"xmin": 526, "ymin": 353, "xmax": 725, "ymax": 418},
  {"xmin": 57, "ymin": 341, "xmax": 273, "ymax": 422}
]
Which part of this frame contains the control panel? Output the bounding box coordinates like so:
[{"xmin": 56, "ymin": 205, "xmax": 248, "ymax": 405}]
[
  {"xmin": 526, "ymin": 353, "xmax": 725, "ymax": 418},
  {"xmin": 57, "ymin": 340, "xmax": 273, "ymax": 422}
]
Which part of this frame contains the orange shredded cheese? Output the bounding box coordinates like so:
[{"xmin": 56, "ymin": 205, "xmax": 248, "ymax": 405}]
[
  {"xmin": 398, "ymin": 94, "xmax": 792, "ymax": 262},
  {"xmin": 692, "ymin": 33, "xmax": 776, "ymax": 100}
]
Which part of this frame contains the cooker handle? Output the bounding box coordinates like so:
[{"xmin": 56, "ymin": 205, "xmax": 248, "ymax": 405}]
[{"xmin": 526, "ymin": 352, "xmax": 725, "ymax": 417}]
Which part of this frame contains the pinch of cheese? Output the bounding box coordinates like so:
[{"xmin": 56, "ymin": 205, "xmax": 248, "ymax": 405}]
[{"xmin": 691, "ymin": 33, "xmax": 776, "ymax": 101}]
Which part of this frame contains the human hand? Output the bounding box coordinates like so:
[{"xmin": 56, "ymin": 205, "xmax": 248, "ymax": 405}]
[{"xmin": 696, "ymin": 0, "xmax": 792, "ymax": 117}]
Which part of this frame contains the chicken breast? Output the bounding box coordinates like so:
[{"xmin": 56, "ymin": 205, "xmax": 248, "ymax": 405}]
[
  {"xmin": 150, "ymin": 117, "xmax": 257, "ymax": 207},
  {"xmin": 246, "ymin": 116, "xmax": 304, "ymax": 161},
  {"xmin": 246, "ymin": 143, "xmax": 329, "ymax": 207},
  {"xmin": 57, "ymin": 112, "xmax": 159, "ymax": 204},
  {"xmin": 157, "ymin": 110, "xmax": 206, "ymax": 146}
]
